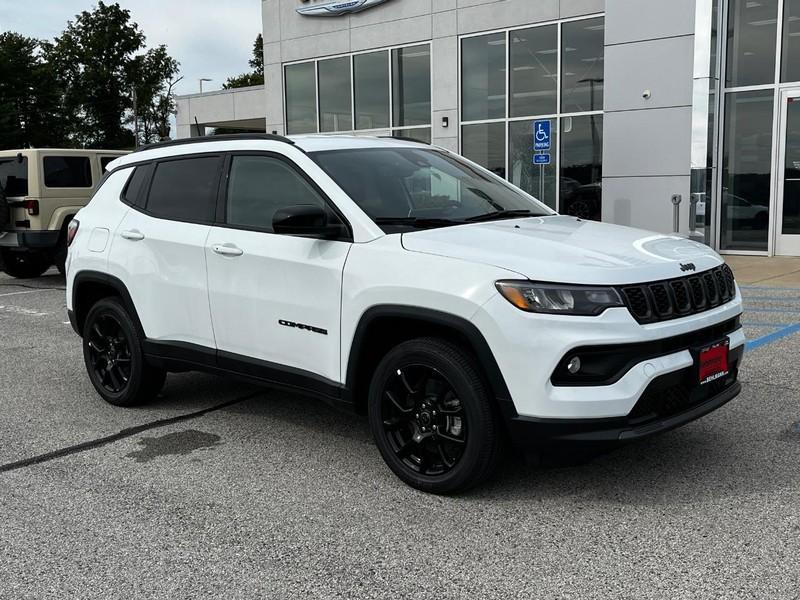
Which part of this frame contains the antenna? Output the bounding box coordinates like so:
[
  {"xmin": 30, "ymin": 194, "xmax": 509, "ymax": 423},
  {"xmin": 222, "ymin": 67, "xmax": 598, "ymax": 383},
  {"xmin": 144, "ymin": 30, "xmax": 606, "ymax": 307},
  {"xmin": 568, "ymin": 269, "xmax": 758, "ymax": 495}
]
[{"xmin": 194, "ymin": 116, "xmax": 204, "ymax": 137}]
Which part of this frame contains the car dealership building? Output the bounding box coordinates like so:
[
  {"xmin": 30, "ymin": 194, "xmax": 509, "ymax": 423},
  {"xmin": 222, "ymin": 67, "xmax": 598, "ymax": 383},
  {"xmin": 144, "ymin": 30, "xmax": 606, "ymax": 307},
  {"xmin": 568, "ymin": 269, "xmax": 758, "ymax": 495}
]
[{"xmin": 176, "ymin": 0, "xmax": 800, "ymax": 256}]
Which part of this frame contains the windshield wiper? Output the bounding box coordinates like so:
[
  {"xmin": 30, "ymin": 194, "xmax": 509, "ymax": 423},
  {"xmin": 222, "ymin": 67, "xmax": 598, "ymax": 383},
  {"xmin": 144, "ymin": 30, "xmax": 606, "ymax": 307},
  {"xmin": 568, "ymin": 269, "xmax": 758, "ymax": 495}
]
[
  {"xmin": 465, "ymin": 209, "xmax": 540, "ymax": 223},
  {"xmin": 374, "ymin": 217, "xmax": 464, "ymax": 229}
]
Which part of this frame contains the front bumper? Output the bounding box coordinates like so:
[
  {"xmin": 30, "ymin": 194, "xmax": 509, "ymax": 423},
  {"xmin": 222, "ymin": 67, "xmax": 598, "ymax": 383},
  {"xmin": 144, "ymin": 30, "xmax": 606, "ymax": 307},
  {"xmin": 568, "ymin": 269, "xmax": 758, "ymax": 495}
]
[
  {"xmin": 473, "ymin": 290, "xmax": 745, "ymax": 420},
  {"xmin": 504, "ymin": 345, "xmax": 743, "ymax": 447},
  {"xmin": 0, "ymin": 230, "xmax": 60, "ymax": 250}
]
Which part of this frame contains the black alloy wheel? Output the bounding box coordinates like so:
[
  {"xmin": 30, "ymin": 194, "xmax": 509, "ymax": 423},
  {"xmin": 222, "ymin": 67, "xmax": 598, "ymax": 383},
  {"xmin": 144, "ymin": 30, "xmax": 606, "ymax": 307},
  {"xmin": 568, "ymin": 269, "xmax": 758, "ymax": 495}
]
[
  {"xmin": 82, "ymin": 297, "xmax": 166, "ymax": 407},
  {"xmin": 86, "ymin": 313, "xmax": 133, "ymax": 394},
  {"xmin": 381, "ymin": 364, "xmax": 467, "ymax": 476},
  {"xmin": 369, "ymin": 337, "xmax": 503, "ymax": 494}
]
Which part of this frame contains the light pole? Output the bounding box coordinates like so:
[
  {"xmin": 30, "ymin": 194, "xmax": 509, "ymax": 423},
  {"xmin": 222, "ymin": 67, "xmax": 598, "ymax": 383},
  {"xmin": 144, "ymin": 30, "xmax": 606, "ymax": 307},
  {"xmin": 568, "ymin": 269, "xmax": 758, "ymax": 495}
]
[{"xmin": 198, "ymin": 78, "xmax": 212, "ymax": 93}]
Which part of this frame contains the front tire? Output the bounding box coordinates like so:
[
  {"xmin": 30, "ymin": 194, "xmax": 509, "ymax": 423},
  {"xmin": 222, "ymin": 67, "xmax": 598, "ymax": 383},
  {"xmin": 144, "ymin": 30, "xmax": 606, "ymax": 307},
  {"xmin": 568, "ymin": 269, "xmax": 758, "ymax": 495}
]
[
  {"xmin": 368, "ymin": 337, "xmax": 503, "ymax": 494},
  {"xmin": 82, "ymin": 297, "xmax": 166, "ymax": 407},
  {"xmin": 0, "ymin": 249, "xmax": 50, "ymax": 279}
]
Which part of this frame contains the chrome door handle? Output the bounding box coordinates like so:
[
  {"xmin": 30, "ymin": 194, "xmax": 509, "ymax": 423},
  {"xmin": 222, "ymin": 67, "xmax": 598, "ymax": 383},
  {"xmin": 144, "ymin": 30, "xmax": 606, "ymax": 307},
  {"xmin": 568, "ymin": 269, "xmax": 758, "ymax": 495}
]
[
  {"xmin": 212, "ymin": 244, "xmax": 244, "ymax": 257},
  {"xmin": 120, "ymin": 230, "xmax": 145, "ymax": 241}
]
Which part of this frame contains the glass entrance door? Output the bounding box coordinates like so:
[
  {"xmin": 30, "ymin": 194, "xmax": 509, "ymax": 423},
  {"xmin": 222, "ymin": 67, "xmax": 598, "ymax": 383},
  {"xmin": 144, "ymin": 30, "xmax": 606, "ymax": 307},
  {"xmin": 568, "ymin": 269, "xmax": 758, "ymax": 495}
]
[{"xmin": 776, "ymin": 88, "xmax": 800, "ymax": 255}]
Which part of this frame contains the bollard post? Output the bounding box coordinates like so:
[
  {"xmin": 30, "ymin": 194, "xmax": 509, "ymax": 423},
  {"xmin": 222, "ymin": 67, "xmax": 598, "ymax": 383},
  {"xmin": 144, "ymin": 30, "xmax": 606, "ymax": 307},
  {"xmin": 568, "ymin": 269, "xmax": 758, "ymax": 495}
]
[{"xmin": 672, "ymin": 194, "xmax": 682, "ymax": 233}]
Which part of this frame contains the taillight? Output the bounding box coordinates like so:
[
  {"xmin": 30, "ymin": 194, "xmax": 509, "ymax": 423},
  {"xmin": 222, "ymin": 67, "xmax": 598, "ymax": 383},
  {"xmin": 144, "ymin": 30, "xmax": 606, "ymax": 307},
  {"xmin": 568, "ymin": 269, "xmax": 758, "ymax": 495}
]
[
  {"xmin": 23, "ymin": 198, "xmax": 39, "ymax": 216},
  {"xmin": 67, "ymin": 219, "xmax": 80, "ymax": 247}
]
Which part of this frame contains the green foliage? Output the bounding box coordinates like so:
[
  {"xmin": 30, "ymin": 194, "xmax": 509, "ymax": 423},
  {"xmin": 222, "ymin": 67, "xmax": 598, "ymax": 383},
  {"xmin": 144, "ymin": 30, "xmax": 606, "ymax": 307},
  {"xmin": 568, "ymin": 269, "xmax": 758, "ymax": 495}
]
[
  {"xmin": 0, "ymin": 33, "xmax": 68, "ymax": 149},
  {"xmin": 223, "ymin": 34, "xmax": 265, "ymax": 89},
  {"xmin": 0, "ymin": 1, "xmax": 180, "ymax": 151},
  {"xmin": 127, "ymin": 45, "xmax": 180, "ymax": 144}
]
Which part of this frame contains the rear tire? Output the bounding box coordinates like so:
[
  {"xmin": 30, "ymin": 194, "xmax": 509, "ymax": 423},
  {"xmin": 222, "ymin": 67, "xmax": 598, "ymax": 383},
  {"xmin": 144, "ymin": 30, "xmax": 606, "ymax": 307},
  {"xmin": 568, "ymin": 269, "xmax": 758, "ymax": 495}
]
[
  {"xmin": 82, "ymin": 297, "xmax": 166, "ymax": 407},
  {"xmin": 368, "ymin": 337, "xmax": 503, "ymax": 494},
  {"xmin": 0, "ymin": 249, "xmax": 50, "ymax": 279}
]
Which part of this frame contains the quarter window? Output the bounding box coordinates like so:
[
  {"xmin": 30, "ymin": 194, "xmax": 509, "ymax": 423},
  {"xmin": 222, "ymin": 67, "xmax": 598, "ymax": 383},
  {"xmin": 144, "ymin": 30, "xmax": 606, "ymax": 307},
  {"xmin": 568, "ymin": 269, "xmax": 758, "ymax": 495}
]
[
  {"xmin": 0, "ymin": 156, "xmax": 28, "ymax": 197},
  {"xmin": 100, "ymin": 156, "xmax": 116, "ymax": 172},
  {"xmin": 225, "ymin": 155, "xmax": 330, "ymax": 232},
  {"xmin": 146, "ymin": 156, "xmax": 221, "ymax": 223},
  {"xmin": 122, "ymin": 165, "xmax": 151, "ymax": 207},
  {"xmin": 43, "ymin": 156, "xmax": 92, "ymax": 188}
]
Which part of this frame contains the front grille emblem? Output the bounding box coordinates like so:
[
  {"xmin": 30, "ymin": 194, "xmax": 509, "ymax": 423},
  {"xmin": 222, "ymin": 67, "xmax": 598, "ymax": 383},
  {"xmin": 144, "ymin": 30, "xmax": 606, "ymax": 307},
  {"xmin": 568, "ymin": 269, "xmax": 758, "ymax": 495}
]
[{"xmin": 680, "ymin": 263, "xmax": 696, "ymax": 272}]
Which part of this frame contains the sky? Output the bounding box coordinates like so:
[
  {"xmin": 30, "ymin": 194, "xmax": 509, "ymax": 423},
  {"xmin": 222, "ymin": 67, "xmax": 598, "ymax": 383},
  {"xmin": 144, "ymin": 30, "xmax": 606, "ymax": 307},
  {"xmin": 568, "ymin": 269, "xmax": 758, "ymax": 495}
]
[{"xmin": 0, "ymin": 0, "xmax": 262, "ymax": 97}]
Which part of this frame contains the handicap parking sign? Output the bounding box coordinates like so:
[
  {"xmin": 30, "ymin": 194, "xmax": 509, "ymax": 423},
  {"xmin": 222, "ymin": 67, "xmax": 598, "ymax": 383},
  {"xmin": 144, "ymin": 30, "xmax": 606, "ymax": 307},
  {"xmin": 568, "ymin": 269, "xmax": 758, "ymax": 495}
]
[
  {"xmin": 533, "ymin": 153, "xmax": 550, "ymax": 165},
  {"xmin": 533, "ymin": 120, "xmax": 551, "ymax": 151}
]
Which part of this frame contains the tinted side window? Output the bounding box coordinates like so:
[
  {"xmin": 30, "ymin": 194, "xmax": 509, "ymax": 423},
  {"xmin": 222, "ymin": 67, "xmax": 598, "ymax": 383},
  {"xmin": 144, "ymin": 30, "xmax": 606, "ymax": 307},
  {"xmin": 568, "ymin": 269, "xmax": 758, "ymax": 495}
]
[
  {"xmin": 100, "ymin": 156, "xmax": 116, "ymax": 172},
  {"xmin": 43, "ymin": 156, "xmax": 92, "ymax": 188},
  {"xmin": 122, "ymin": 165, "xmax": 150, "ymax": 207},
  {"xmin": 146, "ymin": 156, "xmax": 221, "ymax": 223},
  {"xmin": 0, "ymin": 157, "xmax": 28, "ymax": 197},
  {"xmin": 226, "ymin": 155, "xmax": 328, "ymax": 232}
]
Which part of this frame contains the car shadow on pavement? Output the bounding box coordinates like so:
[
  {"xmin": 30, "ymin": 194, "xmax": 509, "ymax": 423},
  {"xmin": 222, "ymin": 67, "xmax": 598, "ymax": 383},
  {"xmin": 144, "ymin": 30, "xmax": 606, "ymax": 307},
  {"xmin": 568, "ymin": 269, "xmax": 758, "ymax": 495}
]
[{"xmin": 142, "ymin": 375, "xmax": 797, "ymax": 505}]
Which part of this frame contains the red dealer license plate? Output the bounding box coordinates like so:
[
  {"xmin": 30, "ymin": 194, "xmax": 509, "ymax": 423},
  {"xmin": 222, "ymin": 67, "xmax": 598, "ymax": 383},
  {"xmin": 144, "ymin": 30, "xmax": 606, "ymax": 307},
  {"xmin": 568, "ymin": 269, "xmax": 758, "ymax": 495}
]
[{"xmin": 698, "ymin": 340, "xmax": 730, "ymax": 385}]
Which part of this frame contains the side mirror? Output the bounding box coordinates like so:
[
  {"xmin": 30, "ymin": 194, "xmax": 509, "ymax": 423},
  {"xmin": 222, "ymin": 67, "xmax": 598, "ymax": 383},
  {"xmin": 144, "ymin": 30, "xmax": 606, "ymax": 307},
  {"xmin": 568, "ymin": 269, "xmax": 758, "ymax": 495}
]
[{"xmin": 272, "ymin": 204, "xmax": 347, "ymax": 239}]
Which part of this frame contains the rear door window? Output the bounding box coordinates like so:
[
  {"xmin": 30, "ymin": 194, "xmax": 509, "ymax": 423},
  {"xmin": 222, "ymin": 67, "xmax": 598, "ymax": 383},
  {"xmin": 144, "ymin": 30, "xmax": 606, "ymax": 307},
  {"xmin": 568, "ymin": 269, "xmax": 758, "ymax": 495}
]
[
  {"xmin": 145, "ymin": 156, "xmax": 222, "ymax": 223},
  {"xmin": 0, "ymin": 157, "xmax": 28, "ymax": 197},
  {"xmin": 43, "ymin": 156, "xmax": 93, "ymax": 188}
]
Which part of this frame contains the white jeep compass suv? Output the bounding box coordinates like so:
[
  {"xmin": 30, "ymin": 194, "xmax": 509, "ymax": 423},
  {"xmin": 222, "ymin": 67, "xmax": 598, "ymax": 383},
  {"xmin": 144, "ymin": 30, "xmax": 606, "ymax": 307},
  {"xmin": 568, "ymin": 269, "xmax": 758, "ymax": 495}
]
[{"xmin": 65, "ymin": 134, "xmax": 744, "ymax": 494}]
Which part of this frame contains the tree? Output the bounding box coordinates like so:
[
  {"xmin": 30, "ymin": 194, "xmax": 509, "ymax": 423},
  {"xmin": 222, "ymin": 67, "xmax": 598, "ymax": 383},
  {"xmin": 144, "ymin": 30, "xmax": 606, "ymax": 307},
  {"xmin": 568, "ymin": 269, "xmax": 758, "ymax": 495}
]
[
  {"xmin": 46, "ymin": 2, "xmax": 180, "ymax": 149},
  {"xmin": 0, "ymin": 33, "xmax": 67, "ymax": 150},
  {"xmin": 127, "ymin": 46, "xmax": 180, "ymax": 144},
  {"xmin": 223, "ymin": 34, "xmax": 265, "ymax": 89}
]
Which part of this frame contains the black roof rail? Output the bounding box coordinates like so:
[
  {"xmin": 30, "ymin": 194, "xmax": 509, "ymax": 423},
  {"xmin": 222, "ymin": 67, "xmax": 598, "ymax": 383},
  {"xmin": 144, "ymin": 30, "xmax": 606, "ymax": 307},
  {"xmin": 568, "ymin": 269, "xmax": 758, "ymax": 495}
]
[
  {"xmin": 379, "ymin": 135, "xmax": 430, "ymax": 145},
  {"xmin": 133, "ymin": 133, "xmax": 295, "ymax": 153}
]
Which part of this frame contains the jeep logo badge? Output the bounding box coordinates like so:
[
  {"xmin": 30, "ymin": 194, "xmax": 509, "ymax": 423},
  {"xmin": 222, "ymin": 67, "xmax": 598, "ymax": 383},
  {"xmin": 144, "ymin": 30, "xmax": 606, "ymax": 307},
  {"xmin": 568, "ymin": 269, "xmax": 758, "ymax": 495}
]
[
  {"xmin": 297, "ymin": 0, "xmax": 393, "ymax": 17},
  {"xmin": 680, "ymin": 263, "xmax": 696, "ymax": 272}
]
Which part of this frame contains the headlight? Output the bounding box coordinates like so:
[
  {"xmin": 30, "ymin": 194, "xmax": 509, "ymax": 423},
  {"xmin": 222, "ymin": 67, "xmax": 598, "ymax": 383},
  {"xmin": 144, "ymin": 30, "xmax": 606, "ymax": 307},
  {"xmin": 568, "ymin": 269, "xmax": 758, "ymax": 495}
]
[{"xmin": 495, "ymin": 281, "xmax": 624, "ymax": 316}]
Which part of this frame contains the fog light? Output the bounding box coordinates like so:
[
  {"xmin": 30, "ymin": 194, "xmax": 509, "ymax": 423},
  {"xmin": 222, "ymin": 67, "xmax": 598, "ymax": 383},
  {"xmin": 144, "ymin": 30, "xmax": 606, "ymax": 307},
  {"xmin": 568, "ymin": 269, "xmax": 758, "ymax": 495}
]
[{"xmin": 567, "ymin": 356, "xmax": 582, "ymax": 374}]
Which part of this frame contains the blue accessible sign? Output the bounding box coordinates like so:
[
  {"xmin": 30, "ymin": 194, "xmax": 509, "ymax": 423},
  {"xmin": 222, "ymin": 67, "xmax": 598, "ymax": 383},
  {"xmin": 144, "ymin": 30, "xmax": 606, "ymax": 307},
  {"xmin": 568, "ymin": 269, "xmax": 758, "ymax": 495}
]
[
  {"xmin": 533, "ymin": 120, "xmax": 551, "ymax": 151},
  {"xmin": 533, "ymin": 153, "xmax": 551, "ymax": 165}
]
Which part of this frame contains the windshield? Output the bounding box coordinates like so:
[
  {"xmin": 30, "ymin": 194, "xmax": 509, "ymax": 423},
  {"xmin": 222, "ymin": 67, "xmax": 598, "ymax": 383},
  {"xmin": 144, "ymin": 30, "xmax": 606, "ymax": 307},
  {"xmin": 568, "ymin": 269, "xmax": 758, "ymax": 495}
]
[
  {"xmin": 310, "ymin": 147, "xmax": 552, "ymax": 232},
  {"xmin": 0, "ymin": 157, "xmax": 29, "ymax": 197}
]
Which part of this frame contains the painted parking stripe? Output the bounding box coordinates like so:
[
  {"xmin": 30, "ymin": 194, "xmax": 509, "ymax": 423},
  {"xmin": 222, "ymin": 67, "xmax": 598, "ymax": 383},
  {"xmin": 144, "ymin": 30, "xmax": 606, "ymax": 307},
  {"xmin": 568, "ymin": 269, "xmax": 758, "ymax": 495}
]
[
  {"xmin": 0, "ymin": 289, "xmax": 61, "ymax": 298},
  {"xmin": 743, "ymin": 307, "xmax": 800, "ymax": 314},
  {"xmin": 746, "ymin": 322, "xmax": 800, "ymax": 351},
  {"xmin": 742, "ymin": 295, "xmax": 800, "ymax": 302},
  {"xmin": 740, "ymin": 285, "xmax": 800, "ymax": 291}
]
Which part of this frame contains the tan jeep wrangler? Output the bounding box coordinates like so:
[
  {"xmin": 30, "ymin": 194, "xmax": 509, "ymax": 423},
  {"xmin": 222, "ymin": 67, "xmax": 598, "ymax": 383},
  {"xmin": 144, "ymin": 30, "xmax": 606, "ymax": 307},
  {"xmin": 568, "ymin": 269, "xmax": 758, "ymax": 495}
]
[{"xmin": 0, "ymin": 149, "xmax": 127, "ymax": 278}]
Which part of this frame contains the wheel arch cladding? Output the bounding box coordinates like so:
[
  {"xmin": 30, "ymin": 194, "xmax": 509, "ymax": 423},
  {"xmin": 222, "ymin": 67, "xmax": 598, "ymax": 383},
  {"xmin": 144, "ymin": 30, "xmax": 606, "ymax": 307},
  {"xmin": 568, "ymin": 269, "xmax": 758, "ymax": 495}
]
[
  {"xmin": 345, "ymin": 306, "xmax": 514, "ymax": 416},
  {"xmin": 72, "ymin": 271, "xmax": 145, "ymax": 339}
]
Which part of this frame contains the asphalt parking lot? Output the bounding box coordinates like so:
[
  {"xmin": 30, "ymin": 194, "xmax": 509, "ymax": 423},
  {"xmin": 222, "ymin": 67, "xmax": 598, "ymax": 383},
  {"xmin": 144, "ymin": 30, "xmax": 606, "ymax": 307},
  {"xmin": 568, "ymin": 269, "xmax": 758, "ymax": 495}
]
[{"xmin": 1, "ymin": 268, "xmax": 800, "ymax": 599}]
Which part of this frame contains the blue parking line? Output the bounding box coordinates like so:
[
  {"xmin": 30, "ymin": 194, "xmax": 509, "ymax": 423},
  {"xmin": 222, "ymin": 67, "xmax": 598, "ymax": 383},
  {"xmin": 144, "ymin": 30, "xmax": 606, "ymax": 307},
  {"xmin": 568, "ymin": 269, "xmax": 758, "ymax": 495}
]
[{"xmin": 746, "ymin": 322, "xmax": 800, "ymax": 351}]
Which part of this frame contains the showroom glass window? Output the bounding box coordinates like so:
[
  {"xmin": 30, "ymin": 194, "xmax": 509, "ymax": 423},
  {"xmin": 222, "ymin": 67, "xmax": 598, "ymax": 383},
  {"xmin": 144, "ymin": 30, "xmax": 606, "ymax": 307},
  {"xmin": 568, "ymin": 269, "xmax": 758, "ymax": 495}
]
[
  {"xmin": 285, "ymin": 62, "xmax": 317, "ymax": 134},
  {"xmin": 284, "ymin": 43, "xmax": 431, "ymax": 140},
  {"xmin": 460, "ymin": 16, "xmax": 605, "ymax": 216},
  {"xmin": 718, "ymin": 0, "xmax": 800, "ymax": 252}
]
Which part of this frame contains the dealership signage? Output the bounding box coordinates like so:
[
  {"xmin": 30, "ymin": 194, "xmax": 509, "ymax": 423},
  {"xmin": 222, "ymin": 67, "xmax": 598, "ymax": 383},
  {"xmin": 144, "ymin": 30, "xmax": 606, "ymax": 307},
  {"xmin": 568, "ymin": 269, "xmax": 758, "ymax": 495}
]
[{"xmin": 297, "ymin": 0, "xmax": 394, "ymax": 17}]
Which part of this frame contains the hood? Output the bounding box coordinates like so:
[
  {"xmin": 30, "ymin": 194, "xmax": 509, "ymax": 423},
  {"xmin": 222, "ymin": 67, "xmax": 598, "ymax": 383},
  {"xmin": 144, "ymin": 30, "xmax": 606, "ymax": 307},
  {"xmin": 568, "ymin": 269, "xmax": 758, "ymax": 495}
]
[{"xmin": 401, "ymin": 216, "xmax": 723, "ymax": 285}]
